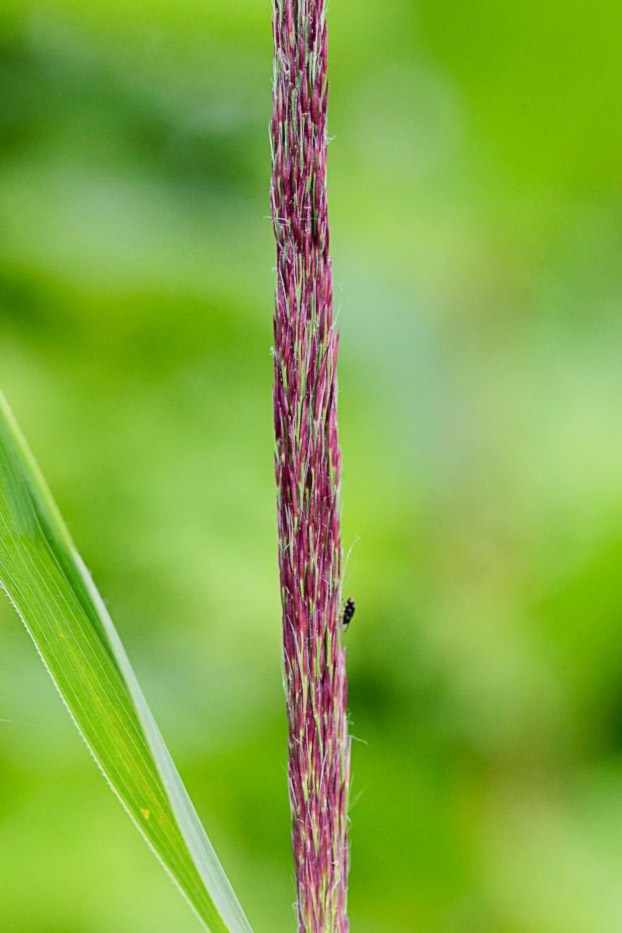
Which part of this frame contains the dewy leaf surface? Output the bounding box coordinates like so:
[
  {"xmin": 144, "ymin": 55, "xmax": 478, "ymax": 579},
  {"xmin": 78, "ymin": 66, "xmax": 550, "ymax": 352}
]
[{"xmin": 0, "ymin": 393, "xmax": 251, "ymax": 933}]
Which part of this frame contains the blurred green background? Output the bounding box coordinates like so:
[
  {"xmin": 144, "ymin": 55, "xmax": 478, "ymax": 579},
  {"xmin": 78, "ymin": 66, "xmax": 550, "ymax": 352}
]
[{"xmin": 2, "ymin": 0, "xmax": 622, "ymax": 930}]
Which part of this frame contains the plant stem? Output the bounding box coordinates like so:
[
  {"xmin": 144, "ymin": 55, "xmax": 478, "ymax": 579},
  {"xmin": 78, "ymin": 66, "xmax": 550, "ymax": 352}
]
[{"xmin": 270, "ymin": 1, "xmax": 350, "ymax": 930}]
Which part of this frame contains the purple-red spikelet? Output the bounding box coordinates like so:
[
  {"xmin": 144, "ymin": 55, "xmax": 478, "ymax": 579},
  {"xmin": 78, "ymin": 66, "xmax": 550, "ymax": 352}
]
[{"xmin": 270, "ymin": 0, "xmax": 350, "ymax": 929}]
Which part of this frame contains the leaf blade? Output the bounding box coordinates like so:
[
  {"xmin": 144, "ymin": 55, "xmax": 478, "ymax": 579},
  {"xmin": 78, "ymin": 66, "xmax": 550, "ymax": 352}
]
[{"xmin": 0, "ymin": 393, "xmax": 251, "ymax": 933}]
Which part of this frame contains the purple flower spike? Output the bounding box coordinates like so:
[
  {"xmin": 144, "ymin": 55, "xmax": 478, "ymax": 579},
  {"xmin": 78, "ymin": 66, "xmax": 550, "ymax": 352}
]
[{"xmin": 270, "ymin": 0, "xmax": 350, "ymax": 929}]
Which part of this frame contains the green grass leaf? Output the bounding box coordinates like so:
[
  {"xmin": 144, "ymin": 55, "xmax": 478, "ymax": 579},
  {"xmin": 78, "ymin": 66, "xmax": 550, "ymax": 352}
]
[{"xmin": 0, "ymin": 393, "xmax": 251, "ymax": 933}]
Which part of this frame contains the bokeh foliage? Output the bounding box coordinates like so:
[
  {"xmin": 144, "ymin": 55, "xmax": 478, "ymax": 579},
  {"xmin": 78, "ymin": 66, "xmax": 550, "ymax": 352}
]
[{"xmin": 2, "ymin": 0, "xmax": 622, "ymax": 929}]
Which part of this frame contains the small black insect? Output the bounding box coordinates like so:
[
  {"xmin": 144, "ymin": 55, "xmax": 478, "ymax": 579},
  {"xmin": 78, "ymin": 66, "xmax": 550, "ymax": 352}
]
[{"xmin": 342, "ymin": 597, "xmax": 356, "ymax": 630}]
